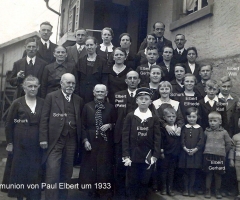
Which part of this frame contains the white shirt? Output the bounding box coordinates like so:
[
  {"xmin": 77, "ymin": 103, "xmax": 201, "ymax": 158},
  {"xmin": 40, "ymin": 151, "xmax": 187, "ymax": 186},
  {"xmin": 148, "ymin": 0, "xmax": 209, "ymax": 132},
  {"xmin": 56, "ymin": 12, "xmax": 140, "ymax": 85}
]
[
  {"xmin": 218, "ymin": 93, "xmax": 234, "ymax": 101},
  {"xmin": 41, "ymin": 38, "xmax": 50, "ymax": 49},
  {"xmin": 177, "ymin": 48, "xmax": 185, "ymax": 55},
  {"xmin": 76, "ymin": 43, "xmax": 84, "ymax": 51},
  {"xmin": 62, "ymin": 90, "xmax": 72, "ymax": 102},
  {"xmin": 100, "ymin": 43, "xmax": 114, "ymax": 52},
  {"xmin": 204, "ymin": 95, "xmax": 219, "ymax": 107},
  {"xmin": 134, "ymin": 108, "xmax": 152, "ymax": 123},
  {"xmin": 128, "ymin": 89, "xmax": 137, "ymax": 97},
  {"xmin": 26, "ymin": 56, "xmax": 36, "ymax": 65},
  {"xmin": 148, "ymin": 62, "xmax": 156, "ymax": 68},
  {"xmin": 188, "ymin": 62, "xmax": 196, "ymax": 73}
]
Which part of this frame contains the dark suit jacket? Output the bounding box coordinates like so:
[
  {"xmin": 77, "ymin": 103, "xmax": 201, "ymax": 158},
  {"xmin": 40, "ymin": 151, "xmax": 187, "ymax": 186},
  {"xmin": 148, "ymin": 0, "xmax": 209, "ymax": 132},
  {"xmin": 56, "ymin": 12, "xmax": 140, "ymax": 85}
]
[
  {"xmin": 195, "ymin": 81, "xmax": 206, "ymax": 99},
  {"xmin": 9, "ymin": 56, "xmax": 47, "ymax": 99},
  {"xmin": 114, "ymin": 90, "xmax": 138, "ymax": 143},
  {"xmin": 66, "ymin": 44, "xmax": 87, "ymax": 64},
  {"xmin": 41, "ymin": 61, "xmax": 79, "ymax": 98},
  {"xmin": 170, "ymin": 79, "xmax": 184, "ymax": 95},
  {"xmin": 108, "ymin": 50, "xmax": 136, "ymax": 70},
  {"xmin": 172, "ymin": 49, "xmax": 188, "ymax": 65},
  {"xmin": 198, "ymin": 98, "xmax": 228, "ymax": 131},
  {"xmin": 77, "ymin": 55, "xmax": 109, "ymax": 103},
  {"xmin": 159, "ymin": 61, "xmax": 175, "ymax": 82},
  {"xmin": 185, "ymin": 62, "xmax": 201, "ymax": 83},
  {"xmin": 39, "ymin": 90, "xmax": 84, "ymax": 163},
  {"xmin": 23, "ymin": 40, "xmax": 57, "ymax": 64},
  {"xmin": 96, "ymin": 45, "xmax": 115, "ymax": 61}
]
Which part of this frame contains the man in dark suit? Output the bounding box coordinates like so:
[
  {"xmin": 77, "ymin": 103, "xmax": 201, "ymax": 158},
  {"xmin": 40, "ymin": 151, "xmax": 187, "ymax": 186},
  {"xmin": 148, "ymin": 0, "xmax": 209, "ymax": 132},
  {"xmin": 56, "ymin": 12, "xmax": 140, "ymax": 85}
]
[
  {"xmin": 114, "ymin": 71, "xmax": 140, "ymax": 199},
  {"xmin": 39, "ymin": 73, "xmax": 83, "ymax": 200},
  {"xmin": 138, "ymin": 22, "xmax": 172, "ymax": 62},
  {"xmin": 195, "ymin": 63, "xmax": 213, "ymax": 99},
  {"xmin": 172, "ymin": 34, "xmax": 188, "ymax": 64},
  {"xmin": 9, "ymin": 38, "xmax": 47, "ymax": 99},
  {"xmin": 23, "ymin": 21, "xmax": 57, "ymax": 64},
  {"xmin": 66, "ymin": 28, "xmax": 88, "ymax": 64}
]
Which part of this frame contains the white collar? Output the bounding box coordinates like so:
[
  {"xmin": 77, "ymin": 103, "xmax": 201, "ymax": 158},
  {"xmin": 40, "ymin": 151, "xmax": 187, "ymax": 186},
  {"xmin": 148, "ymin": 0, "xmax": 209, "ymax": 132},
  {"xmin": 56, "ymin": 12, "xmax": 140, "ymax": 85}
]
[
  {"xmin": 41, "ymin": 39, "xmax": 50, "ymax": 48},
  {"xmin": 188, "ymin": 62, "xmax": 195, "ymax": 67},
  {"xmin": 153, "ymin": 98, "xmax": 179, "ymax": 111},
  {"xmin": 134, "ymin": 108, "xmax": 152, "ymax": 123},
  {"xmin": 218, "ymin": 93, "xmax": 233, "ymax": 101},
  {"xmin": 26, "ymin": 56, "xmax": 36, "ymax": 65},
  {"xmin": 148, "ymin": 62, "xmax": 156, "ymax": 68},
  {"xmin": 76, "ymin": 43, "xmax": 84, "ymax": 50},
  {"xmin": 177, "ymin": 48, "xmax": 184, "ymax": 54},
  {"xmin": 204, "ymin": 95, "xmax": 219, "ymax": 103},
  {"xmin": 128, "ymin": 89, "xmax": 137, "ymax": 97},
  {"xmin": 61, "ymin": 90, "xmax": 72, "ymax": 101},
  {"xmin": 185, "ymin": 124, "xmax": 201, "ymax": 128},
  {"xmin": 100, "ymin": 43, "xmax": 114, "ymax": 52}
]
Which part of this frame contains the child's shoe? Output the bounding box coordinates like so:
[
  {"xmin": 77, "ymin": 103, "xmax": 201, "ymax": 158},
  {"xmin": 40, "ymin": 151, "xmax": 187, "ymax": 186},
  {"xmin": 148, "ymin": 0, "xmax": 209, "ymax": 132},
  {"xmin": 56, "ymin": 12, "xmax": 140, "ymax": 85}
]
[
  {"xmin": 215, "ymin": 189, "xmax": 222, "ymax": 199},
  {"xmin": 205, "ymin": 188, "xmax": 211, "ymax": 198},
  {"xmin": 168, "ymin": 186, "xmax": 175, "ymax": 196},
  {"xmin": 189, "ymin": 187, "xmax": 195, "ymax": 197}
]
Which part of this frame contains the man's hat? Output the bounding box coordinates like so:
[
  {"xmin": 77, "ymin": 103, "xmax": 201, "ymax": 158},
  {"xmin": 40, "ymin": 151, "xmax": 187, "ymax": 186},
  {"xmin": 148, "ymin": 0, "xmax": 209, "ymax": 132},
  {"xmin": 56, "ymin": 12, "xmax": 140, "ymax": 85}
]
[{"xmin": 136, "ymin": 87, "xmax": 153, "ymax": 98}]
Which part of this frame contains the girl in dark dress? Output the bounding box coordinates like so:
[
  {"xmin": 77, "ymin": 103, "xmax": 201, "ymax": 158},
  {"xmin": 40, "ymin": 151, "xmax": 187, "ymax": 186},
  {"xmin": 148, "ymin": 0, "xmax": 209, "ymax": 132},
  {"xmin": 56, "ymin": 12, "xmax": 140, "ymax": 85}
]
[
  {"xmin": 77, "ymin": 36, "xmax": 109, "ymax": 103},
  {"xmin": 4, "ymin": 75, "xmax": 44, "ymax": 200},
  {"xmin": 178, "ymin": 107, "xmax": 204, "ymax": 197},
  {"xmin": 96, "ymin": 27, "xmax": 115, "ymax": 61},
  {"xmin": 108, "ymin": 47, "xmax": 132, "ymax": 104},
  {"xmin": 177, "ymin": 74, "xmax": 201, "ymax": 123}
]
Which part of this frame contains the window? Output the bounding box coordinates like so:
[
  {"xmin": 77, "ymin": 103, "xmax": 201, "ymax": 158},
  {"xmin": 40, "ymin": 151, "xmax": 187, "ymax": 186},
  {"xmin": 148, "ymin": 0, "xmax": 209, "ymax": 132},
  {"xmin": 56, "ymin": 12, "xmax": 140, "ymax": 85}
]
[{"xmin": 170, "ymin": 0, "xmax": 214, "ymax": 31}]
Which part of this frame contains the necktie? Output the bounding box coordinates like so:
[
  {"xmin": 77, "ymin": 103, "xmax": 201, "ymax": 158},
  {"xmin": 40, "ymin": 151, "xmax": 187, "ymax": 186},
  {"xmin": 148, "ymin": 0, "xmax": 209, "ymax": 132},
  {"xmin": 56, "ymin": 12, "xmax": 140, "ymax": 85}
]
[
  {"xmin": 178, "ymin": 51, "xmax": 182, "ymax": 55},
  {"xmin": 130, "ymin": 93, "xmax": 133, "ymax": 97},
  {"xmin": 65, "ymin": 95, "xmax": 70, "ymax": 102},
  {"xmin": 78, "ymin": 45, "xmax": 82, "ymax": 54},
  {"xmin": 29, "ymin": 59, "xmax": 33, "ymax": 67},
  {"xmin": 44, "ymin": 43, "xmax": 48, "ymax": 49},
  {"xmin": 105, "ymin": 46, "xmax": 108, "ymax": 59}
]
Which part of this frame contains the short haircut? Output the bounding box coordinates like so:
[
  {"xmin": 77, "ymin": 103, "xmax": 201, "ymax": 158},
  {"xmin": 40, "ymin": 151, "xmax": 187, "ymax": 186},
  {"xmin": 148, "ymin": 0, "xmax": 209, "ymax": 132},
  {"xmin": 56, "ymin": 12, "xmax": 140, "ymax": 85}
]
[
  {"xmin": 146, "ymin": 33, "xmax": 157, "ymax": 41},
  {"xmin": 126, "ymin": 70, "xmax": 139, "ymax": 79},
  {"xmin": 186, "ymin": 46, "xmax": 198, "ymax": 57},
  {"xmin": 40, "ymin": 21, "xmax": 53, "ymax": 29},
  {"xmin": 158, "ymin": 81, "xmax": 172, "ymax": 93},
  {"xmin": 208, "ymin": 111, "xmax": 222, "ymax": 120},
  {"xmin": 163, "ymin": 45, "xmax": 173, "ymax": 52},
  {"xmin": 199, "ymin": 63, "xmax": 213, "ymax": 71},
  {"xmin": 146, "ymin": 46, "xmax": 158, "ymax": 52},
  {"xmin": 163, "ymin": 107, "xmax": 176, "ymax": 117},
  {"xmin": 205, "ymin": 79, "xmax": 220, "ymax": 89},
  {"xmin": 101, "ymin": 27, "xmax": 114, "ymax": 37},
  {"xmin": 150, "ymin": 65, "xmax": 164, "ymax": 76},
  {"xmin": 25, "ymin": 37, "xmax": 38, "ymax": 46},
  {"xmin": 119, "ymin": 33, "xmax": 132, "ymax": 42},
  {"xmin": 75, "ymin": 28, "xmax": 87, "ymax": 33},
  {"xmin": 185, "ymin": 107, "xmax": 198, "ymax": 117},
  {"xmin": 94, "ymin": 84, "xmax": 107, "ymax": 91},
  {"xmin": 113, "ymin": 47, "xmax": 127, "ymax": 57},
  {"xmin": 219, "ymin": 76, "xmax": 232, "ymax": 87},
  {"xmin": 85, "ymin": 36, "xmax": 98, "ymax": 44},
  {"xmin": 174, "ymin": 63, "xmax": 186, "ymax": 71},
  {"xmin": 153, "ymin": 21, "xmax": 165, "ymax": 29},
  {"xmin": 183, "ymin": 73, "xmax": 197, "ymax": 84},
  {"xmin": 54, "ymin": 45, "xmax": 67, "ymax": 52},
  {"xmin": 175, "ymin": 34, "xmax": 185, "ymax": 39},
  {"xmin": 23, "ymin": 75, "xmax": 39, "ymax": 86}
]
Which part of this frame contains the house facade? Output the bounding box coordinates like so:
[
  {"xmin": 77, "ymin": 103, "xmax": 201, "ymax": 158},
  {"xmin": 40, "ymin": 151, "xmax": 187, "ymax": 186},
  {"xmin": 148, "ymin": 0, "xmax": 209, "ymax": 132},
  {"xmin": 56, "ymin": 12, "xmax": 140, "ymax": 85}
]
[{"xmin": 59, "ymin": 0, "xmax": 240, "ymax": 95}]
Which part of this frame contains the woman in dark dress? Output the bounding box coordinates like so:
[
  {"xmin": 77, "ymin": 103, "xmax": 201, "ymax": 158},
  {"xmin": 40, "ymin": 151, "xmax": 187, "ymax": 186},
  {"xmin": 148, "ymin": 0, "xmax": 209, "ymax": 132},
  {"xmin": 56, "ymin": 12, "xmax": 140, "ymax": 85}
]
[
  {"xmin": 4, "ymin": 75, "xmax": 44, "ymax": 200},
  {"xmin": 108, "ymin": 47, "xmax": 132, "ymax": 104},
  {"xmin": 136, "ymin": 33, "xmax": 157, "ymax": 66},
  {"xmin": 96, "ymin": 27, "xmax": 115, "ymax": 61},
  {"xmin": 77, "ymin": 36, "xmax": 109, "ymax": 103},
  {"xmin": 170, "ymin": 63, "xmax": 186, "ymax": 100},
  {"xmin": 41, "ymin": 45, "xmax": 78, "ymax": 98},
  {"xmin": 185, "ymin": 47, "xmax": 201, "ymax": 83},
  {"xmin": 79, "ymin": 84, "xmax": 115, "ymax": 199}
]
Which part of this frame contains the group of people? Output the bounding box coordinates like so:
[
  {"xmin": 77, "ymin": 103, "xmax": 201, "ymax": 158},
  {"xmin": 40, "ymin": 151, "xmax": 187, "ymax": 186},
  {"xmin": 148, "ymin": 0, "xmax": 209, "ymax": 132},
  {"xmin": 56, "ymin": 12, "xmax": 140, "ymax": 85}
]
[{"xmin": 2, "ymin": 20, "xmax": 240, "ymax": 200}]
